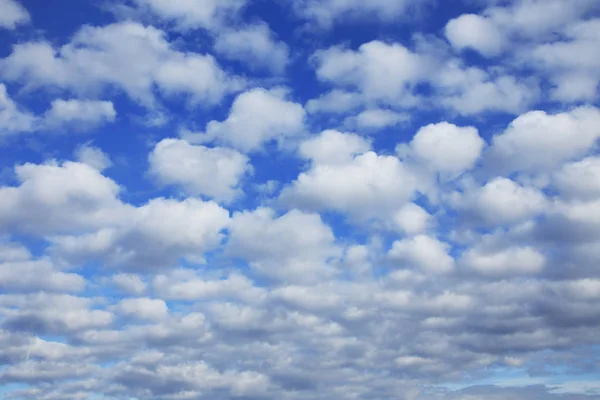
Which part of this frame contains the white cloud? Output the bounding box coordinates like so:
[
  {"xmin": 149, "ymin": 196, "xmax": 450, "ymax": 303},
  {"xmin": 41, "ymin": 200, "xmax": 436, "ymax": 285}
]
[
  {"xmin": 44, "ymin": 99, "xmax": 116, "ymax": 130},
  {"xmin": 0, "ymin": 159, "xmax": 230, "ymax": 270},
  {"xmin": 50, "ymin": 197, "xmax": 230, "ymax": 270},
  {"xmin": 445, "ymin": 14, "xmax": 506, "ymax": 57},
  {"xmin": 281, "ymin": 146, "xmax": 418, "ymax": 220},
  {"xmin": 149, "ymin": 138, "xmax": 250, "ymax": 202},
  {"xmin": 294, "ymin": 0, "xmax": 422, "ymax": 26},
  {"xmin": 112, "ymin": 274, "xmax": 147, "ymax": 295},
  {"xmin": 0, "ymin": 161, "xmax": 127, "ymax": 235},
  {"xmin": 487, "ymin": 107, "xmax": 600, "ymax": 174},
  {"xmin": 313, "ymin": 41, "xmax": 425, "ymax": 105},
  {"xmin": 154, "ymin": 270, "xmax": 265, "ymax": 303},
  {"xmin": 553, "ymin": 157, "xmax": 600, "ymax": 200},
  {"xmin": 183, "ymin": 88, "xmax": 305, "ymax": 152},
  {"xmin": 346, "ymin": 108, "xmax": 407, "ymax": 130},
  {"xmin": 0, "ymin": 258, "xmax": 85, "ymax": 293},
  {"xmin": 434, "ymin": 63, "xmax": 539, "ymax": 115},
  {"xmin": 0, "ymin": 21, "xmax": 239, "ymax": 107},
  {"xmin": 388, "ymin": 235, "xmax": 454, "ymax": 273},
  {"xmin": 404, "ymin": 122, "xmax": 485, "ymax": 176},
  {"xmin": 214, "ymin": 23, "xmax": 289, "ymax": 74},
  {"xmin": 312, "ymin": 41, "xmax": 537, "ymax": 115},
  {"xmin": 461, "ymin": 246, "xmax": 546, "ymax": 277},
  {"xmin": 530, "ymin": 18, "xmax": 600, "ymax": 101},
  {"xmin": 227, "ymin": 208, "xmax": 340, "ymax": 283},
  {"xmin": 74, "ymin": 143, "xmax": 112, "ymax": 171},
  {"xmin": 392, "ymin": 203, "xmax": 432, "ymax": 235},
  {"xmin": 305, "ymin": 90, "xmax": 362, "ymax": 114},
  {"xmin": 115, "ymin": 298, "xmax": 168, "ymax": 321},
  {"xmin": 0, "ymin": 83, "xmax": 36, "ymax": 135},
  {"xmin": 0, "ymin": 0, "xmax": 30, "ymax": 29},
  {"xmin": 457, "ymin": 177, "xmax": 547, "ymax": 226},
  {"xmin": 131, "ymin": 0, "xmax": 246, "ymax": 30},
  {"xmin": 298, "ymin": 129, "xmax": 371, "ymax": 165}
]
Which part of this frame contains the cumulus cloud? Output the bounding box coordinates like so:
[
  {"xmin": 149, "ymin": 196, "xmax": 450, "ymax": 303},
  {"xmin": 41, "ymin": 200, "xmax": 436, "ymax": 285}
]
[
  {"xmin": 281, "ymin": 143, "xmax": 419, "ymax": 220},
  {"xmin": 0, "ymin": 21, "xmax": 240, "ymax": 107},
  {"xmin": 486, "ymin": 106, "xmax": 600, "ymax": 174},
  {"xmin": 44, "ymin": 99, "xmax": 116, "ymax": 130},
  {"xmin": 2, "ymin": 1, "xmax": 600, "ymax": 399},
  {"xmin": 214, "ymin": 23, "xmax": 289, "ymax": 74},
  {"xmin": 149, "ymin": 138, "xmax": 250, "ymax": 202},
  {"xmin": 227, "ymin": 208, "xmax": 340, "ymax": 283},
  {"xmin": 0, "ymin": 83, "xmax": 36, "ymax": 135},
  {"xmin": 401, "ymin": 121, "xmax": 485, "ymax": 177},
  {"xmin": 445, "ymin": 13, "xmax": 506, "ymax": 56},
  {"xmin": 0, "ymin": 0, "xmax": 30, "ymax": 29},
  {"xmin": 74, "ymin": 143, "xmax": 112, "ymax": 171},
  {"xmin": 129, "ymin": 0, "xmax": 246, "ymax": 30},
  {"xmin": 183, "ymin": 88, "xmax": 305, "ymax": 152}
]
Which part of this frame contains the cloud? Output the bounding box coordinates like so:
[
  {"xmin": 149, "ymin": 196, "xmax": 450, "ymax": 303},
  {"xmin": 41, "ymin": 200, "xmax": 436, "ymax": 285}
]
[
  {"xmin": 183, "ymin": 88, "xmax": 305, "ymax": 152},
  {"xmin": 44, "ymin": 99, "xmax": 116, "ymax": 131},
  {"xmin": 388, "ymin": 235, "xmax": 455, "ymax": 273},
  {"xmin": 454, "ymin": 177, "xmax": 547, "ymax": 226},
  {"xmin": 149, "ymin": 138, "xmax": 250, "ymax": 202},
  {"xmin": 129, "ymin": 0, "xmax": 246, "ymax": 30},
  {"xmin": 402, "ymin": 122, "xmax": 485, "ymax": 176},
  {"xmin": 345, "ymin": 108, "xmax": 408, "ymax": 130},
  {"xmin": 460, "ymin": 245, "xmax": 546, "ymax": 277},
  {"xmin": 226, "ymin": 208, "xmax": 340, "ymax": 283},
  {"xmin": 115, "ymin": 298, "xmax": 168, "ymax": 321},
  {"xmin": 0, "ymin": 21, "xmax": 240, "ymax": 107},
  {"xmin": 312, "ymin": 41, "xmax": 538, "ymax": 115},
  {"xmin": 293, "ymin": 0, "xmax": 426, "ymax": 26},
  {"xmin": 74, "ymin": 143, "xmax": 112, "ymax": 171},
  {"xmin": 445, "ymin": 14, "xmax": 506, "ymax": 57},
  {"xmin": 0, "ymin": 83, "xmax": 36, "ymax": 136},
  {"xmin": 281, "ymin": 131, "xmax": 419, "ymax": 220},
  {"xmin": 214, "ymin": 23, "xmax": 289, "ymax": 74},
  {"xmin": 486, "ymin": 106, "xmax": 600, "ymax": 174},
  {"xmin": 0, "ymin": 0, "xmax": 30, "ymax": 29}
]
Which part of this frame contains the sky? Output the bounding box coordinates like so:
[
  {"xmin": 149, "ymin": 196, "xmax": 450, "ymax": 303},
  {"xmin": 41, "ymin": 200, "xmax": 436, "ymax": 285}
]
[{"xmin": 0, "ymin": 0, "xmax": 600, "ymax": 399}]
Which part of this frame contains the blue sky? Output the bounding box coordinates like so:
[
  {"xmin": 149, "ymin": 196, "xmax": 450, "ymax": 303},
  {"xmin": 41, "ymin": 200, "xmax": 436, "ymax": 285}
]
[{"xmin": 1, "ymin": 0, "xmax": 600, "ymax": 399}]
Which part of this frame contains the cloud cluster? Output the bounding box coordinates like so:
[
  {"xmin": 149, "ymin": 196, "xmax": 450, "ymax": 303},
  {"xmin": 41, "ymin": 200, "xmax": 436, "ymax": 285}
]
[{"xmin": 1, "ymin": 0, "xmax": 600, "ymax": 399}]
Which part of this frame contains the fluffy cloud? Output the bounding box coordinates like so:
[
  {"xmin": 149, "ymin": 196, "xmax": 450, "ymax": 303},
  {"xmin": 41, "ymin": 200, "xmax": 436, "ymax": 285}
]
[
  {"xmin": 455, "ymin": 177, "xmax": 547, "ymax": 226},
  {"xmin": 3, "ymin": 2, "xmax": 600, "ymax": 399},
  {"xmin": 487, "ymin": 107, "xmax": 600, "ymax": 174},
  {"xmin": 115, "ymin": 298, "xmax": 168, "ymax": 321},
  {"xmin": 50, "ymin": 197, "xmax": 230, "ymax": 270},
  {"xmin": 44, "ymin": 99, "xmax": 116, "ymax": 130},
  {"xmin": 281, "ymin": 132, "xmax": 419, "ymax": 220},
  {"xmin": 460, "ymin": 245, "xmax": 546, "ymax": 277},
  {"xmin": 0, "ymin": 161, "xmax": 127, "ymax": 235},
  {"xmin": 0, "ymin": 258, "xmax": 85, "ymax": 293},
  {"xmin": 227, "ymin": 208, "xmax": 340, "ymax": 283},
  {"xmin": 345, "ymin": 108, "xmax": 407, "ymax": 130},
  {"xmin": 294, "ymin": 0, "xmax": 424, "ymax": 26},
  {"xmin": 0, "ymin": 21, "xmax": 239, "ymax": 107},
  {"xmin": 0, "ymin": 83, "xmax": 36, "ymax": 135},
  {"xmin": 183, "ymin": 88, "xmax": 305, "ymax": 152},
  {"xmin": 74, "ymin": 143, "xmax": 112, "ymax": 171},
  {"xmin": 298, "ymin": 129, "xmax": 371, "ymax": 165},
  {"xmin": 312, "ymin": 41, "xmax": 538, "ymax": 115},
  {"xmin": 0, "ymin": 0, "xmax": 30, "ymax": 29},
  {"xmin": 388, "ymin": 235, "xmax": 454, "ymax": 273},
  {"xmin": 445, "ymin": 14, "xmax": 506, "ymax": 56},
  {"xmin": 402, "ymin": 122, "xmax": 485, "ymax": 176},
  {"xmin": 149, "ymin": 138, "xmax": 250, "ymax": 202},
  {"xmin": 214, "ymin": 23, "xmax": 289, "ymax": 74},
  {"xmin": 130, "ymin": 0, "xmax": 246, "ymax": 30},
  {"xmin": 313, "ymin": 41, "xmax": 425, "ymax": 105}
]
